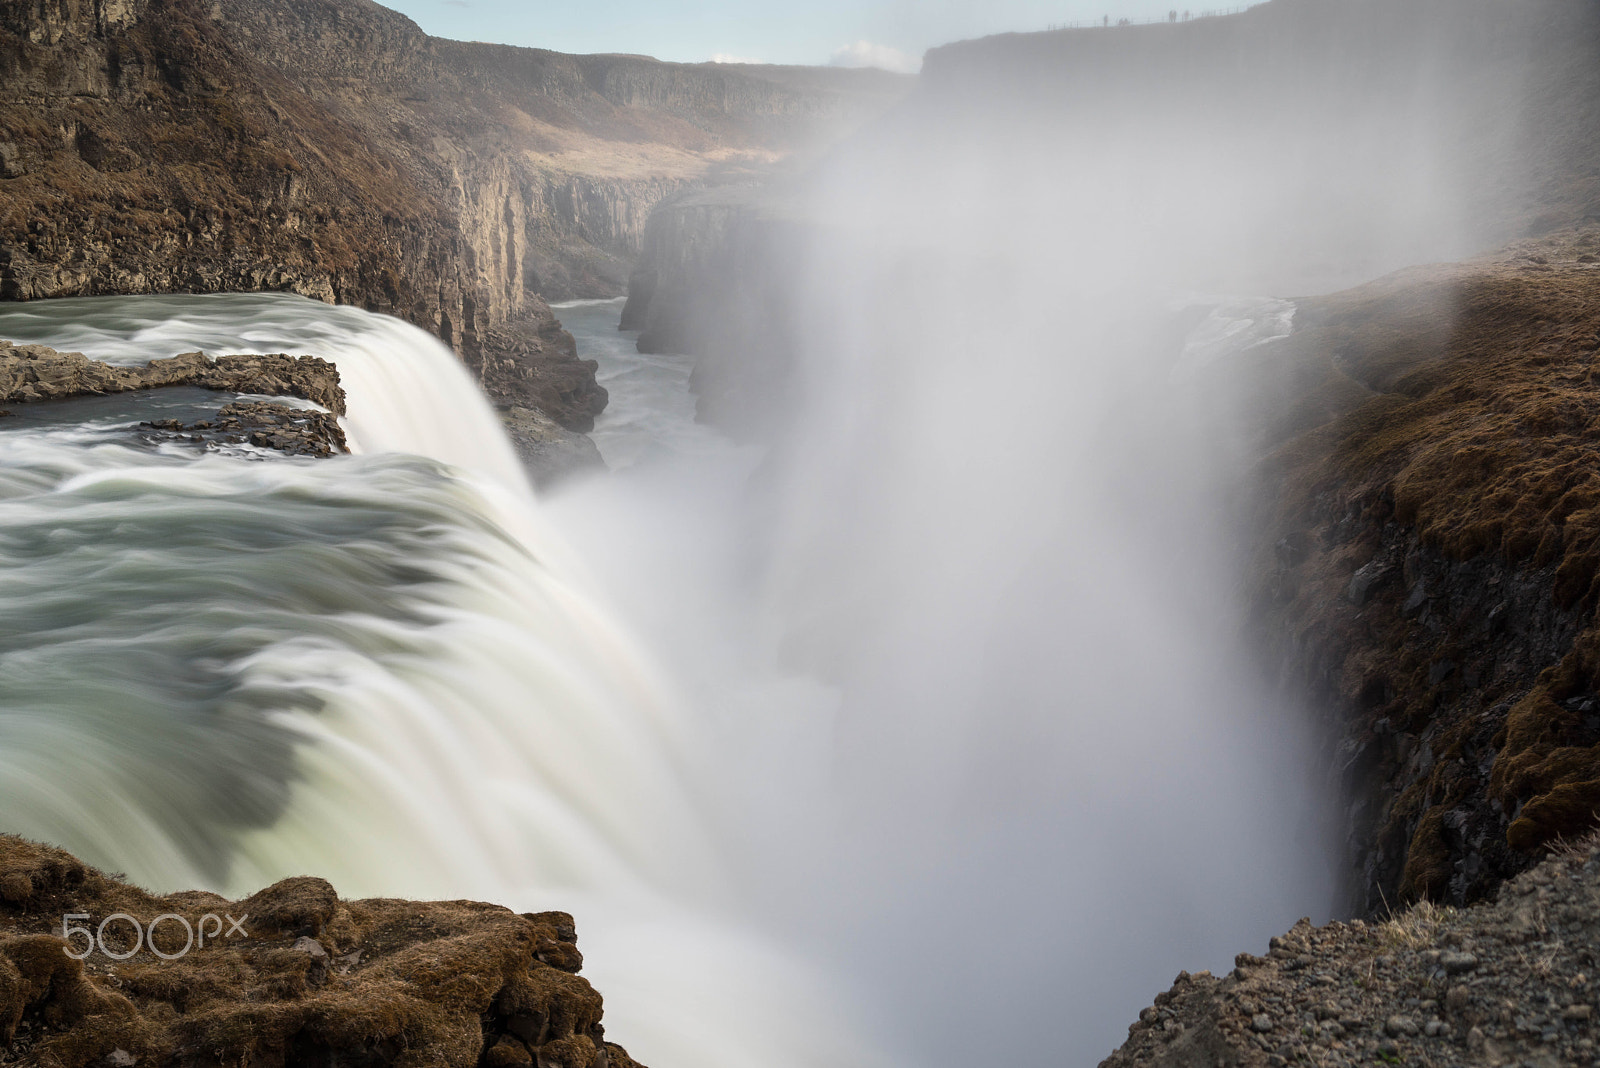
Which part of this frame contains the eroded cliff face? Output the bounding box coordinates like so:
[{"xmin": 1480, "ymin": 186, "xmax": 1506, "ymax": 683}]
[
  {"xmin": 1237, "ymin": 238, "xmax": 1600, "ymax": 913},
  {"xmin": 0, "ymin": 0, "xmax": 909, "ymax": 434}
]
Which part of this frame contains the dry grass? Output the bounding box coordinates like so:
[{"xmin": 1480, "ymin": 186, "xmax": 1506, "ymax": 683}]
[
  {"xmin": 1377, "ymin": 898, "xmax": 1457, "ymax": 950},
  {"xmin": 1542, "ymin": 826, "xmax": 1600, "ymax": 860}
]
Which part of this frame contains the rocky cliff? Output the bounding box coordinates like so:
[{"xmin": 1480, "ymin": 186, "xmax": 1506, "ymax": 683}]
[
  {"xmin": 1237, "ymin": 237, "xmax": 1600, "ymax": 914},
  {"xmin": 0, "ymin": 0, "xmax": 908, "ymax": 451},
  {"xmin": 619, "ymin": 185, "xmax": 810, "ymax": 437}
]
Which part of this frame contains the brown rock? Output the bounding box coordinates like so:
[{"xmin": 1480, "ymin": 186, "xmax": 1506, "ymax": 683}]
[{"xmin": 0, "ymin": 835, "xmax": 644, "ymax": 1068}]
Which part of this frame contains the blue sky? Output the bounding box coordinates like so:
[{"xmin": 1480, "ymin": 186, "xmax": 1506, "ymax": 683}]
[{"xmin": 382, "ymin": 0, "xmax": 1194, "ymax": 71}]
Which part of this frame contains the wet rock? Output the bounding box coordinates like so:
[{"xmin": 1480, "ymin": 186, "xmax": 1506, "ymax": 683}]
[
  {"xmin": 501, "ymin": 404, "xmax": 606, "ymax": 490},
  {"xmin": 199, "ymin": 353, "xmax": 344, "ymax": 415},
  {"xmin": 143, "ymin": 402, "xmax": 347, "ymax": 458},
  {"xmin": 1346, "ymin": 559, "xmax": 1392, "ymax": 606},
  {"xmin": 479, "ymin": 319, "xmax": 607, "ymax": 433},
  {"xmin": 0, "ymin": 340, "xmax": 349, "ymax": 458}
]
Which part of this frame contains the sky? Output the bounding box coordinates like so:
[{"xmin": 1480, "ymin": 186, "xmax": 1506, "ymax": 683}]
[{"xmin": 380, "ymin": 0, "xmax": 1202, "ymax": 72}]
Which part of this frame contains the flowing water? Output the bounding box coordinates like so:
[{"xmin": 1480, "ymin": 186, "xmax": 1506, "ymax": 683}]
[
  {"xmin": 0, "ymin": 287, "xmax": 1330, "ymax": 1068},
  {"xmin": 552, "ymin": 298, "xmax": 731, "ymax": 471},
  {"xmin": 0, "ymin": 293, "xmax": 874, "ymax": 1068}
]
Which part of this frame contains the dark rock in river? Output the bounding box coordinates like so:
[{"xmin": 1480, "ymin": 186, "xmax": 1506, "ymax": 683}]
[
  {"xmin": 0, "ymin": 835, "xmax": 642, "ymax": 1068},
  {"xmin": 477, "ymin": 318, "xmax": 607, "ymax": 435},
  {"xmin": 144, "ymin": 401, "xmax": 348, "ymax": 457},
  {"xmin": 2, "ymin": 339, "xmax": 350, "ymax": 457}
]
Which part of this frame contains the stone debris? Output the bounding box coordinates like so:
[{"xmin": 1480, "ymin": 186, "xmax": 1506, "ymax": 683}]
[{"xmin": 1103, "ymin": 835, "xmax": 1600, "ymax": 1067}]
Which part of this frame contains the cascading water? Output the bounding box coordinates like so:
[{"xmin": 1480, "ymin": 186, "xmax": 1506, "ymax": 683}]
[
  {"xmin": 0, "ymin": 293, "xmax": 884, "ymax": 1068},
  {"xmin": 0, "ymin": 278, "xmax": 1332, "ymax": 1068}
]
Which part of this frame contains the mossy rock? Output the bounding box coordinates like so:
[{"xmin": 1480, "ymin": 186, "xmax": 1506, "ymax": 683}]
[{"xmin": 0, "ymin": 836, "xmax": 643, "ymax": 1068}]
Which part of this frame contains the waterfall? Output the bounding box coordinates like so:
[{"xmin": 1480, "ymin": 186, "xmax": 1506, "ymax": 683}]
[
  {"xmin": 0, "ymin": 294, "xmax": 884, "ymax": 1068},
  {"xmin": 0, "ymin": 277, "xmax": 1332, "ymax": 1068}
]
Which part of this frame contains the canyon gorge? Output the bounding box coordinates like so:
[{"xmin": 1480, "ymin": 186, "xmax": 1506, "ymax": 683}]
[{"xmin": 4, "ymin": 0, "xmax": 1600, "ymax": 1066}]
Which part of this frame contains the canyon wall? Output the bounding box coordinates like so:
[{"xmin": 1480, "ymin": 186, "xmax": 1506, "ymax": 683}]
[{"xmin": 0, "ymin": 0, "xmax": 909, "ymax": 434}]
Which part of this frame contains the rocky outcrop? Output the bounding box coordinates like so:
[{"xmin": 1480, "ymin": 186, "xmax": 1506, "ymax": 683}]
[
  {"xmin": 475, "ymin": 318, "xmax": 605, "ymax": 434},
  {"xmin": 1101, "ymin": 834, "xmax": 1600, "ymax": 1068},
  {"xmin": 0, "ymin": 834, "xmax": 640, "ymax": 1068},
  {"xmin": 0, "ymin": 0, "xmax": 909, "ymax": 433},
  {"xmin": 0, "ymin": 341, "xmax": 343, "ymax": 411},
  {"xmin": 0, "ymin": 340, "xmax": 352, "ymax": 456},
  {"xmin": 142, "ymin": 401, "xmax": 348, "ymax": 457}
]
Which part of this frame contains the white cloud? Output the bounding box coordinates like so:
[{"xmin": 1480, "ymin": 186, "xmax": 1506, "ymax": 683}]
[
  {"xmin": 828, "ymin": 40, "xmax": 921, "ymax": 74},
  {"xmin": 710, "ymin": 53, "xmax": 763, "ymax": 65}
]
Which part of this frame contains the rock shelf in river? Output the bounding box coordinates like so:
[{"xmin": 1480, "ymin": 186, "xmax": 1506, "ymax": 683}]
[{"xmin": 0, "ymin": 342, "xmax": 344, "ymax": 416}]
